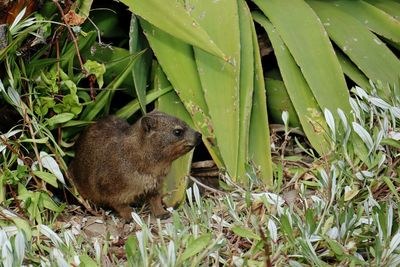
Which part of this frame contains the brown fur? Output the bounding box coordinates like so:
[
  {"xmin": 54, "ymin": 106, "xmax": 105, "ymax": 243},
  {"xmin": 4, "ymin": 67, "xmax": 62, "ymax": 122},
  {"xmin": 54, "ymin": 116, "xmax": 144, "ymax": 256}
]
[{"xmin": 69, "ymin": 111, "xmax": 201, "ymax": 220}]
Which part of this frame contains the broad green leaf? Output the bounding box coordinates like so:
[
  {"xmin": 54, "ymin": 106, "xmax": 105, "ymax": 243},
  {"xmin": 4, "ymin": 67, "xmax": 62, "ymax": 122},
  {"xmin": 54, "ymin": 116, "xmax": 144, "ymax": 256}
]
[
  {"xmin": 332, "ymin": 0, "xmax": 400, "ymax": 44},
  {"xmin": 33, "ymin": 171, "xmax": 58, "ymax": 188},
  {"xmin": 253, "ymin": 0, "xmax": 351, "ymax": 117},
  {"xmin": 232, "ymin": 226, "xmax": 261, "ymax": 240},
  {"xmin": 75, "ymin": 0, "xmax": 94, "ymax": 19},
  {"xmin": 325, "ymin": 239, "xmax": 345, "ymax": 256},
  {"xmin": 41, "ymin": 193, "xmax": 63, "ymax": 212},
  {"xmin": 265, "ymin": 78, "xmax": 300, "ymax": 127},
  {"xmin": 335, "ymin": 49, "xmax": 371, "ymax": 91},
  {"xmin": 249, "ymin": 20, "xmax": 273, "ymax": 185},
  {"xmin": 192, "ymin": 0, "xmax": 241, "ymax": 179},
  {"xmin": 79, "ymin": 254, "xmax": 98, "ymax": 267},
  {"xmin": 83, "ymin": 60, "xmax": 106, "ymax": 89},
  {"xmin": 237, "ymin": 0, "xmax": 254, "ymax": 181},
  {"xmin": 308, "ymin": 0, "xmax": 400, "ymax": 89},
  {"xmin": 155, "ymin": 65, "xmax": 194, "ymax": 208},
  {"xmin": 129, "ymin": 14, "xmax": 152, "ymax": 113},
  {"xmin": 381, "ymin": 138, "xmax": 400, "ymax": 149},
  {"xmin": 365, "ymin": 0, "xmax": 400, "ymax": 21},
  {"xmin": 179, "ymin": 233, "xmax": 212, "ymax": 262},
  {"xmin": 46, "ymin": 113, "xmax": 74, "ymax": 128},
  {"xmin": 253, "ymin": 13, "xmax": 330, "ymax": 155},
  {"xmin": 125, "ymin": 236, "xmax": 138, "ymax": 261},
  {"xmin": 344, "ymin": 186, "xmax": 359, "ymax": 201},
  {"xmin": 140, "ymin": 19, "xmax": 223, "ymax": 166},
  {"xmin": 382, "ymin": 176, "xmax": 400, "ymax": 203},
  {"xmin": 120, "ymin": 0, "xmax": 226, "ymax": 59}
]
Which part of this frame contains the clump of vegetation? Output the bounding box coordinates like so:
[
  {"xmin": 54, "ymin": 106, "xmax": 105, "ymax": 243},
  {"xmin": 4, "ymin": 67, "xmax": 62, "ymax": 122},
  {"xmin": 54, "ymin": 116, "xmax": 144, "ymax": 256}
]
[
  {"xmin": 0, "ymin": 0, "xmax": 399, "ymax": 265},
  {"xmin": 1, "ymin": 79, "xmax": 399, "ymax": 264}
]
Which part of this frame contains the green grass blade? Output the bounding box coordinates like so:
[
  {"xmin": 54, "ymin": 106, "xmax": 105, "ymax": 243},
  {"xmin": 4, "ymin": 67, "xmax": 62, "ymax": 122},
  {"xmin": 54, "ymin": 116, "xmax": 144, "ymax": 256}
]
[
  {"xmin": 192, "ymin": 0, "xmax": 241, "ymax": 180},
  {"xmin": 253, "ymin": 13, "xmax": 330, "ymax": 155},
  {"xmin": 308, "ymin": 0, "xmax": 400, "ymax": 89},
  {"xmin": 252, "ymin": 0, "xmax": 351, "ymax": 117},
  {"xmin": 140, "ymin": 19, "xmax": 223, "ymax": 167},
  {"xmin": 115, "ymin": 87, "xmax": 173, "ymax": 119},
  {"xmin": 154, "ymin": 66, "xmax": 193, "ymax": 208},
  {"xmin": 332, "ymin": 0, "xmax": 400, "ymax": 44},
  {"xmin": 120, "ymin": 0, "xmax": 226, "ymax": 59},
  {"xmin": 249, "ymin": 21, "xmax": 273, "ymax": 185}
]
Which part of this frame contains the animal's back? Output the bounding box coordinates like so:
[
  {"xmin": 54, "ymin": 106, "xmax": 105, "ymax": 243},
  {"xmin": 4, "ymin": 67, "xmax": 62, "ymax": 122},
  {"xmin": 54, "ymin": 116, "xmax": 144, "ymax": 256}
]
[{"xmin": 70, "ymin": 116, "xmax": 130, "ymax": 202}]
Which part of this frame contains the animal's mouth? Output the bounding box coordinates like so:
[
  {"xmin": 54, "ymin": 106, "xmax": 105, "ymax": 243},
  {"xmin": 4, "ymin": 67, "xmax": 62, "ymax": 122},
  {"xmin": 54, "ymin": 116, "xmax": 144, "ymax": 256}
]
[{"xmin": 184, "ymin": 144, "xmax": 196, "ymax": 151}]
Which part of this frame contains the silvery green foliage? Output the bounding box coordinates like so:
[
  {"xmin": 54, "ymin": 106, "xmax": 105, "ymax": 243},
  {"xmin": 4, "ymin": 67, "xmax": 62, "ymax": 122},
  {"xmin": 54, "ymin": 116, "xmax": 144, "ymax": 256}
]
[{"xmin": 0, "ymin": 82, "xmax": 399, "ymax": 266}]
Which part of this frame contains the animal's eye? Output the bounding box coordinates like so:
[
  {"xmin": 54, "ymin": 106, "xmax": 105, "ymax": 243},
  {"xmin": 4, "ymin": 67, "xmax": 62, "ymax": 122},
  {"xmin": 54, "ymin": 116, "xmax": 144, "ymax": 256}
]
[{"xmin": 173, "ymin": 129, "xmax": 183, "ymax": 137}]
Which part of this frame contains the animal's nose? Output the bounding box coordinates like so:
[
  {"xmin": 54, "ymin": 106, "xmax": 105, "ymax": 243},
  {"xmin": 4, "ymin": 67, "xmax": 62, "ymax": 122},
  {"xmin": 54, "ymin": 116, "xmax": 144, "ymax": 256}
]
[{"xmin": 195, "ymin": 132, "xmax": 202, "ymax": 144}]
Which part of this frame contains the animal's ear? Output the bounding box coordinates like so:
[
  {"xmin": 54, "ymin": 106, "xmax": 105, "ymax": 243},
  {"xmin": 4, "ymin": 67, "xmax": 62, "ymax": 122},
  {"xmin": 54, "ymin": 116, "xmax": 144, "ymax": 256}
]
[{"xmin": 140, "ymin": 115, "xmax": 157, "ymax": 133}]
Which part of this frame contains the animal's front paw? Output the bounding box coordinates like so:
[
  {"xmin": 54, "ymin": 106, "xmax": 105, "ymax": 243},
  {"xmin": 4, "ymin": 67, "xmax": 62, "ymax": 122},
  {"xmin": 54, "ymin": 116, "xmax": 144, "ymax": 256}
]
[{"xmin": 114, "ymin": 205, "xmax": 133, "ymax": 221}]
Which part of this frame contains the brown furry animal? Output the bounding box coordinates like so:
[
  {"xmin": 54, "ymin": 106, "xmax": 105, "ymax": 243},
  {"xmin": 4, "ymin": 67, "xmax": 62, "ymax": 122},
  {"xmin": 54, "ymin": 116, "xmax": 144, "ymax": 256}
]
[{"xmin": 69, "ymin": 111, "xmax": 201, "ymax": 220}]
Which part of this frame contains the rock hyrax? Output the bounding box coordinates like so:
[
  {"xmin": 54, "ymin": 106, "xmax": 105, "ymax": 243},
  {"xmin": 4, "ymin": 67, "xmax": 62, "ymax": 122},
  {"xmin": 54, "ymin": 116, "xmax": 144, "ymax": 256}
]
[{"xmin": 69, "ymin": 110, "xmax": 202, "ymax": 220}]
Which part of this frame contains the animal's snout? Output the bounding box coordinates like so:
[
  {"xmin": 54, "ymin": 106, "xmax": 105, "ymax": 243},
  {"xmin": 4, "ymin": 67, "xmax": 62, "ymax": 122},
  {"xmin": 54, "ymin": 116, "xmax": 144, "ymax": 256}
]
[{"xmin": 195, "ymin": 132, "xmax": 202, "ymax": 145}]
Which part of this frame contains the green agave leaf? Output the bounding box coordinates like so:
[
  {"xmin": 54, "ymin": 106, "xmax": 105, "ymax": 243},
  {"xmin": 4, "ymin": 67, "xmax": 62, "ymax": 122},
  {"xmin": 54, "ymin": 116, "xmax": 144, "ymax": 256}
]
[
  {"xmin": 120, "ymin": 0, "xmax": 226, "ymax": 59},
  {"xmin": 249, "ymin": 18, "xmax": 273, "ymax": 185},
  {"xmin": 192, "ymin": 0, "xmax": 241, "ymax": 180},
  {"xmin": 154, "ymin": 65, "xmax": 193, "ymax": 208},
  {"xmin": 252, "ymin": 0, "xmax": 351, "ymax": 117},
  {"xmin": 365, "ymin": 0, "xmax": 400, "ymax": 21},
  {"xmin": 332, "ymin": 0, "xmax": 400, "ymax": 44},
  {"xmin": 265, "ymin": 78, "xmax": 300, "ymax": 127},
  {"xmin": 253, "ymin": 13, "xmax": 330, "ymax": 155},
  {"xmin": 129, "ymin": 14, "xmax": 152, "ymax": 114},
  {"xmin": 237, "ymin": 0, "xmax": 254, "ymax": 181},
  {"xmin": 335, "ymin": 49, "xmax": 371, "ymax": 91},
  {"xmin": 308, "ymin": 0, "xmax": 400, "ymax": 89},
  {"xmin": 140, "ymin": 19, "xmax": 223, "ymax": 167}
]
